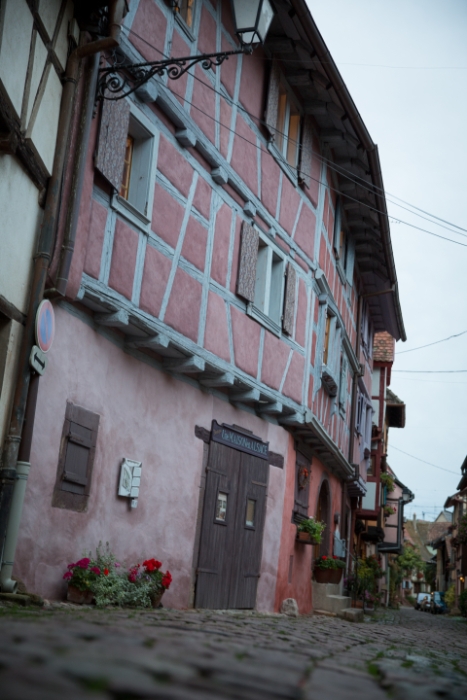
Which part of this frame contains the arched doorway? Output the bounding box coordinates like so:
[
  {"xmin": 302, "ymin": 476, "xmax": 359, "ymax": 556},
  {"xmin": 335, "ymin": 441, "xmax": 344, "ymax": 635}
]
[{"xmin": 316, "ymin": 480, "xmax": 331, "ymax": 557}]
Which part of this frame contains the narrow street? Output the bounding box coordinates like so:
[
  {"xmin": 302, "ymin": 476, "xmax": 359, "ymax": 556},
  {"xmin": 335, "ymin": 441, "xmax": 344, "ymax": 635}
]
[{"xmin": 0, "ymin": 605, "xmax": 466, "ymax": 699}]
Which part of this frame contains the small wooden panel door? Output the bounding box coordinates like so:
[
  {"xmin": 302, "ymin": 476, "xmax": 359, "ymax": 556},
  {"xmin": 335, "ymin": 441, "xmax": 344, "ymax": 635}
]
[
  {"xmin": 228, "ymin": 453, "xmax": 268, "ymax": 609},
  {"xmin": 195, "ymin": 444, "xmax": 268, "ymax": 609}
]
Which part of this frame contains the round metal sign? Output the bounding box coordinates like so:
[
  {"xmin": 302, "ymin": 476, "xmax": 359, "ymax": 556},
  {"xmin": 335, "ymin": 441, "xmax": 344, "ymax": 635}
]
[{"xmin": 35, "ymin": 300, "xmax": 55, "ymax": 353}]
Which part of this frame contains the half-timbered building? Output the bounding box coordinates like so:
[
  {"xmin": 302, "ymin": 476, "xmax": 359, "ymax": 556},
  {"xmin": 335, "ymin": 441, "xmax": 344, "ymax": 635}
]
[{"xmin": 10, "ymin": 0, "xmax": 406, "ymax": 612}]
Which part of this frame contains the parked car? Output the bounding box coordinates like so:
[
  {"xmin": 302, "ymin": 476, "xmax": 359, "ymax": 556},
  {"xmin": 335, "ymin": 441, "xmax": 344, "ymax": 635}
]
[
  {"xmin": 415, "ymin": 593, "xmax": 431, "ymax": 611},
  {"xmin": 430, "ymin": 591, "xmax": 448, "ymax": 614}
]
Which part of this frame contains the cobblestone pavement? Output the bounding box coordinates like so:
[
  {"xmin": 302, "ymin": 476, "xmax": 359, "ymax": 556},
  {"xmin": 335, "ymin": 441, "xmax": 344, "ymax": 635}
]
[{"xmin": 0, "ymin": 603, "xmax": 466, "ymax": 699}]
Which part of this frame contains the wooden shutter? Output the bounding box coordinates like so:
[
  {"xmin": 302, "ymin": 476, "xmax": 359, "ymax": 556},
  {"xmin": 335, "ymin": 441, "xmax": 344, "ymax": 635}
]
[
  {"xmin": 95, "ymin": 98, "xmax": 131, "ymax": 191},
  {"xmin": 282, "ymin": 262, "xmax": 296, "ymax": 335},
  {"xmin": 293, "ymin": 451, "xmax": 311, "ymax": 519},
  {"xmin": 345, "ymin": 235, "xmax": 356, "ymax": 286},
  {"xmin": 264, "ymin": 61, "xmax": 281, "ymax": 138},
  {"xmin": 53, "ymin": 403, "xmax": 100, "ymax": 510},
  {"xmin": 236, "ymin": 222, "xmax": 259, "ymax": 302},
  {"xmin": 299, "ymin": 116, "xmax": 313, "ymax": 188}
]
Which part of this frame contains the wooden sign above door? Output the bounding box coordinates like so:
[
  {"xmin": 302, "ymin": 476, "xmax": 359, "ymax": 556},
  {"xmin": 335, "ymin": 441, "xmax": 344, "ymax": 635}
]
[{"xmin": 211, "ymin": 421, "xmax": 269, "ymax": 460}]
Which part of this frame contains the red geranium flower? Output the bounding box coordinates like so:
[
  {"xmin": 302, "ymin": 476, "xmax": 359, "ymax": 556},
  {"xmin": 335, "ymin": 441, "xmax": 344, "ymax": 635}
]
[
  {"xmin": 103, "ymin": 568, "xmax": 109, "ymax": 576},
  {"xmin": 321, "ymin": 555, "xmax": 327, "ymax": 560},
  {"xmin": 76, "ymin": 558, "xmax": 90, "ymax": 569},
  {"xmin": 161, "ymin": 571, "xmax": 172, "ymax": 589}
]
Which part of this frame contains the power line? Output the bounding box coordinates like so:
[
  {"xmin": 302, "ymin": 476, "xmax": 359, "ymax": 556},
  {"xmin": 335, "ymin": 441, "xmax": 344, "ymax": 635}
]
[
  {"xmin": 393, "ymin": 369, "xmax": 467, "ymax": 374},
  {"xmin": 121, "ymin": 26, "xmax": 467, "ymax": 244},
  {"xmin": 390, "ymin": 446, "xmax": 460, "ymax": 475},
  {"xmin": 396, "ymin": 378, "xmax": 467, "ymax": 385},
  {"xmin": 396, "ymin": 329, "xmax": 467, "ymax": 354}
]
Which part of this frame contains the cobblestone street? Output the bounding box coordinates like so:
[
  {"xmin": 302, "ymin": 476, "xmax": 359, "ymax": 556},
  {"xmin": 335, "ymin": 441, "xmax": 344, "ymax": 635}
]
[{"xmin": 0, "ymin": 604, "xmax": 466, "ymax": 699}]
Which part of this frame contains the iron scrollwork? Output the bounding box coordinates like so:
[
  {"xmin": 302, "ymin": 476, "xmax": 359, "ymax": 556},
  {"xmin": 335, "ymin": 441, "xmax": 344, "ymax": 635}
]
[{"xmin": 97, "ymin": 48, "xmax": 251, "ymax": 101}]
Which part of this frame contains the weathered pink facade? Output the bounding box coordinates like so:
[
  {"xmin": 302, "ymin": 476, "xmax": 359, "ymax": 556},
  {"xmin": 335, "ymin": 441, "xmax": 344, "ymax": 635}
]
[{"xmin": 13, "ymin": 0, "xmax": 405, "ymax": 612}]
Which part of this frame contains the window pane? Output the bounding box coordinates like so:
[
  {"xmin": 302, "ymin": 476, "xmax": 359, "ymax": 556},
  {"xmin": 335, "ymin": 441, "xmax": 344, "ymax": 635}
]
[
  {"xmin": 323, "ymin": 315, "xmax": 331, "ymax": 365},
  {"xmin": 119, "ymin": 135, "xmax": 134, "ymax": 200},
  {"xmin": 276, "ymin": 88, "xmax": 288, "ymax": 155},
  {"xmin": 254, "ymin": 244, "xmax": 270, "ymax": 313},
  {"xmin": 246, "ymin": 499, "xmax": 256, "ymax": 527},
  {"xmin": 179, "ymin": 0, "xmax": 195, "ymax": 27},
  {"xmin": 269, "ymin": 253, "xmax": 283, "ymax": 324},
  {"xmin": 286, "ymin": 113, "xmax": 300, "ymax": 167},
  {"xmin": 216, "ymin": 492, "xmax": 227, "ymax": 521}
]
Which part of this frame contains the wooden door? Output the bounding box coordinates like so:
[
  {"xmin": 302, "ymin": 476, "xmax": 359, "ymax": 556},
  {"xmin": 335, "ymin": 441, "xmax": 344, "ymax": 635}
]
[{"xmin": 195, "ymin": 443, "xmax": 268, "ymax": 609}]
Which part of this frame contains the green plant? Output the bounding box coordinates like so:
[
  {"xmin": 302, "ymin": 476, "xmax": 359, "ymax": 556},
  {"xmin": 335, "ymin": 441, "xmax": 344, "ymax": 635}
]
[
  {"xmin": 62, "ymin": 543, "xmax": 172, "ymax": 608},
  {"xmin": 297, "ymin": 518, "xmax": 326, "ymax": 543},
  {"xmin": 458, "ymin": 590, "xmax": 467, "ymax": 617},
  {"xmin": 383, "ymin": 504, "xmax": 396, "ymax": 518},
  {"xmin": 396, "ymin": 545, "xmax": 425, "ymax": 576},
  {"xmin": 444, "ymin": 584, "xmax": 456, "ymax": 609},
  {"xmin": 314, "ymin": 555, "xmax": 345, "ymax": 570},
  {"xmin": 380, "ymin": 472, "xmax": 395, "ymax": 493}
]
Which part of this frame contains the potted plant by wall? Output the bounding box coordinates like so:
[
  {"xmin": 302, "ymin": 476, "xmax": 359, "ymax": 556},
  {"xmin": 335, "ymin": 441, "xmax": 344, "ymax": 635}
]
[
  {"xmin": 296, "ymin": 518, "xmax": 326, "ymax": 545},
  {"xmin": 128, "ymin": 558, "xmax": 173, "ymax": 608},
  {"xmin": 313, "ymin": 555, "xmax": 345, "ymax": 583},
  {"xmin": 380, "ymin": 472, "xmax": 395, "ymax": 493},
  {"xmin": 63, "ymin": 557, "xmax": 102, "ymax": 604},
  {"xmin": 383, "ymin": 504, "xmax": 396, "ymax": 519}
]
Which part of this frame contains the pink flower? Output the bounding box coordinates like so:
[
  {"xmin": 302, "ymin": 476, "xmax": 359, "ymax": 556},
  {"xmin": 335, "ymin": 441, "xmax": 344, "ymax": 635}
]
[
  {"xmin": 76, "ymin": 558, "xmax": 90, "ymax": 569},
  {"xmin": 114, "ymin": 562, "xmax": 121, "ymax": 568},
  {"xmin": 90, "ymin": 566, "xmax": 100, "ymax": 575},
  {"xmin": 67, "ymin": 563, "xmax": 76, "ymax": 570},
  {"xmin": 63, "ymin": 571, "xmax": 73, "ymax": 581}
]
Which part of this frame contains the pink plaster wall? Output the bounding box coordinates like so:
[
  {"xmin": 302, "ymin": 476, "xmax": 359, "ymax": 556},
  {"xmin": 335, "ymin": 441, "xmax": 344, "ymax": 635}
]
[
  {"xmin": 164, "ymin": 268, "xmax": 202, "ymax": 342},
  {"xmin": 131, "ymin": 0, "xmax": 167, "ymax": 63},
  {"xmin": 139, "ymin": 245, "xmax": 172, "ymax": 318},
  {"xmin": 83, "ymin": 199, "xmax": 107, "ymax": 279},
  {"xmin": 14, "ymin": 307, "xmax": 289, "ymax": 610},
  {"xmin": 203, "ymin": 291, "xmax": 231, "ymax": 362},
  {"xmin": 152, "ymin": 186, "xmax": 185, "ymax": 249},
  {"xmin": 181, "ymin": 217, "xmax": 208, "ymax": 271},
  {"xmin": 211, "ymin": 203, "xmax": 231, "ymax": 286},
  {"xmin": 108, "ymin": 219, "xmax": 139, "ymax": 300},
  {"xmin": 261, "ymin": 332, "xmax": 290, "ymax": 391},
  {"xmin": 157, "ymin": 135, "xmax": 194, "ymax": 198},
  {"xmin": 230, "ymin": 306, "xmax": 261, "ymax": 377}
]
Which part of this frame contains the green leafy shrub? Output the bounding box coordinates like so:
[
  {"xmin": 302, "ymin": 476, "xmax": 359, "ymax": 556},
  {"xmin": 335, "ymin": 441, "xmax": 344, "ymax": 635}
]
[
  {"xmin": 380, "ymin": 472, "xmax": 395, "ymax": 493},
  {"xmin": 297, "ymin": 518, "xmax": 326, "ymax": 542},
  {"xmin": 314, "ymin": 555, "xmax": 345, "ymax": 570},
  {"xmin": 444, "ymin": 584, "xmax": 456, "ymax": 610}
]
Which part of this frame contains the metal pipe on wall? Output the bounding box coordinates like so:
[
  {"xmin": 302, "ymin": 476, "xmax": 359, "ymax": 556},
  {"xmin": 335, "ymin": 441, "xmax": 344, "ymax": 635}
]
[{"xmin": 0, "ymin": 0, "xmax": 126, "ymax": 593}]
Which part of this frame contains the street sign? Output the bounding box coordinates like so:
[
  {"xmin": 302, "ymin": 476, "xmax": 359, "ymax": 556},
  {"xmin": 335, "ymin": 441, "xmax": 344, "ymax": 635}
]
[
  {"xmin": 29, "ymin": 345, "xmax": 48, "ymax": 375},
  {"xmin": 35, "ymin": 300, "xmax": 55, "ymax": 352}
]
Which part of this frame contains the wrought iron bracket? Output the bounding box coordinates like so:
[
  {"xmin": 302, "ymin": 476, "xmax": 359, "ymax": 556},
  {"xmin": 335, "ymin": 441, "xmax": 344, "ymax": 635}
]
[{"xmin": 97, "ymin": 47, "xmax": 252, "ymax": 101}]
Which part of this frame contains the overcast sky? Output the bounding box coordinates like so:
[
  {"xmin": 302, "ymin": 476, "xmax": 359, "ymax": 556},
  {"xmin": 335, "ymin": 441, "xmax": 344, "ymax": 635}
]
[{"xmin": 309, "ymin": 0, "xmax": 467, "ymax": 520}]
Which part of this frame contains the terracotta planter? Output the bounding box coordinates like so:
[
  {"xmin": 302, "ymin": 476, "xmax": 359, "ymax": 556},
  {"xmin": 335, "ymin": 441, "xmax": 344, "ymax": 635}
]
[
  {"xmin": 67, "ymin": 584, "xmax": 94, "ymax": 605},
  {"xmin": 150, "ymin": 590, "xmax": 164, "ymax": 609},
  {"xmin": 296, "ymin": 532, "xmax": 320, "ymax": 545},
  {"xmin": 313, "ymin": 568, "xmax": 343, "ymax": 584},
  {"xmin": 351, "ymin": 600, "xmax": 364, "ymax": 608}
]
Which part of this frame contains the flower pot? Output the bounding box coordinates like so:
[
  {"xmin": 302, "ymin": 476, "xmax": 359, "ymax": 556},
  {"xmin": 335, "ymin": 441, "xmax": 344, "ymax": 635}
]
[
  {"xmin": 351, "ymin": 600, "xmax": 364, "ymax": 609},
  {"xmin": 296, "ymin": 532, "xmax": 320, "ymax": 545},
  {"xmin": 67, "ymin": 584, "xmax": 94, "ymax": 605},
  {"xmin": 313, "ymin": 568, "xmax": 343, "ymax": 584},
  {"xmin": 150, "ymin": 590, "xmax": 164, "ymax": 609}
]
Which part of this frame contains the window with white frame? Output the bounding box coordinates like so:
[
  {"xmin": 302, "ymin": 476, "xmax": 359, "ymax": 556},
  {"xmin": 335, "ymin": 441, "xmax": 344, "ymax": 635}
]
[
  {"xmin": 275, "ymin": 82, "xmax": 301, "ymax": 168},
  {"xmin": 254, "ymin": 239, "xmax": 286, "ymax": 327},
  {"xmin": 236, "ymin": 222, "xmax": 296, "ymax": 336},
  {"xmin": 175, "ymin": 0, "xmax": 195, "ymax": 28},
  {"xmin": 95, "ymin": 99, "xmax": 156, "ymax": 228},
  {"xmin": 360, "ymin": 301, "xmax": 374, "ymax": 358},
  {"xmin": 333, "ymin": 199, "xmax": 355, "ymax": 286},
  {"xmin": 321, "ymin": 307, "xmax": 341, "ymax": 396},
  {"xmin": 264, "ymin": 64, "xmax": 302, "ymax": 177},
  {"xmin": 117, "ymin": 116, "xmax": 154, "ymax": 217}
]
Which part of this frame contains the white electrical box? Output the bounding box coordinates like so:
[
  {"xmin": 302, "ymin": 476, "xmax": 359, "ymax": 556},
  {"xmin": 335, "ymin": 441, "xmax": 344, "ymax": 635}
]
[{"xmin": 118, "ymin": 459, "xmax": 143, "ymax": 508}]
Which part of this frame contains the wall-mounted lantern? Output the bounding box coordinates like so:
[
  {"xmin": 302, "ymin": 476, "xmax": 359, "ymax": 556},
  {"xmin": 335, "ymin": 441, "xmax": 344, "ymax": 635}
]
[{"xmin": 97, "ymin": 0, "xmax": 275, "ymax": 100}]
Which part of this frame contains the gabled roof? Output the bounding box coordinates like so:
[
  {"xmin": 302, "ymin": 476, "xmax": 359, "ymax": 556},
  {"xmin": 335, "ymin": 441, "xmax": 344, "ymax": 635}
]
[
  {"xmin": 457, "ymin": 456, "xmax": 467, "ymax": 491},
  {"xmin": 386, "ymin": 388, "xmax": 406, "ymax": 428},
  {"xmin": 374, "ymin": 332, "xmax": 395, "ymax": 363},
  {"xmin": 266, "ymin": 0, "xmax": 406, "ymax": 341}
]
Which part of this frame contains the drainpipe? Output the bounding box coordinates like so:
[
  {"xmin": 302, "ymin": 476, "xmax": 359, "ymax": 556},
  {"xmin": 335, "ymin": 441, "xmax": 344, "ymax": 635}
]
[
  {"xmin": 0, "ymin": 0, "xmax": 126, "ymax": 593},
  {"xmin": 47, "ymin": 50, "xmax": 100, "ymax": 297}
]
